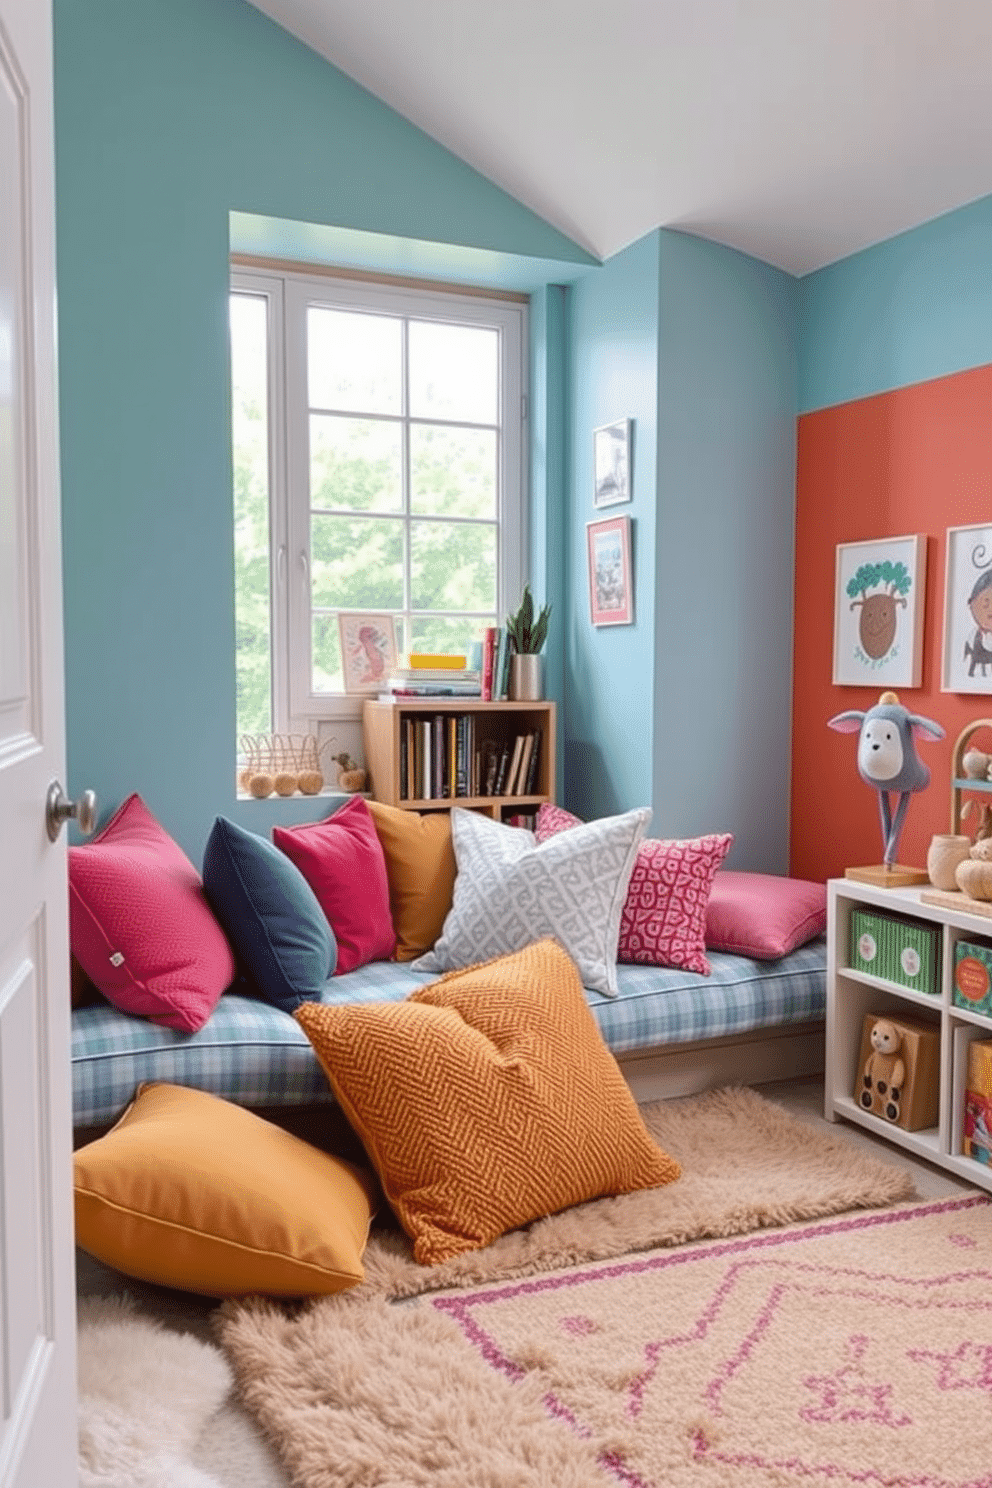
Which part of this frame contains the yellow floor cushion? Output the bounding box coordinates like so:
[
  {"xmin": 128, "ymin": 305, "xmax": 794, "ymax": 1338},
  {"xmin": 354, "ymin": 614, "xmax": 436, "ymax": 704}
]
[{"xmin": 74, "ymin": 1083, "xmax": 378, "ymax": 1297}]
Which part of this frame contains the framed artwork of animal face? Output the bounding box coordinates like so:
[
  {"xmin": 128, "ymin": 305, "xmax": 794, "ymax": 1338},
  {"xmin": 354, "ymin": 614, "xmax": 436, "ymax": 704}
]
[
  {"xmin": 338, "ymin": 612, "xmax": 398, "ymax": 694},
  {"xmin": 942, "ymin": 523, "xmax": 992, "ymax": 694},
  {"xmin": 832, "ymin": 534, "xmax": 927, "ymax": 688}
]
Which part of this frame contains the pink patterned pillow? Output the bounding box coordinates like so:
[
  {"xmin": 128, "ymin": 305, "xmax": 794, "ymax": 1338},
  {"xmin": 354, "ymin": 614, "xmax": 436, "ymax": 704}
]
[
  {"xmin": 535, "ymin": 803, "xmax": 732, "ymax": 974},
  {"xmin": 69, "ymin": 794, "xmax": 236, "ymax": 1032},
  {"xmin": 704, "ymin": 871, "xmax": 826, "ymax": 959}
]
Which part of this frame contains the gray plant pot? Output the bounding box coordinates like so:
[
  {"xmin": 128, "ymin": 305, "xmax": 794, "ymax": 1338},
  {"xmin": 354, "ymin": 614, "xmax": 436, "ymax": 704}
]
[{"xmin": 509, "ymin": 653, "xmax": 544, "ymax": 701}]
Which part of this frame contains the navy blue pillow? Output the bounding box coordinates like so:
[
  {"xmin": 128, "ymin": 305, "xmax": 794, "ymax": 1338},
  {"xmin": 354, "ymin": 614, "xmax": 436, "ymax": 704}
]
[{"xmin": 202, "ymin": 816, "xmax": 336, "ymax": 1012}]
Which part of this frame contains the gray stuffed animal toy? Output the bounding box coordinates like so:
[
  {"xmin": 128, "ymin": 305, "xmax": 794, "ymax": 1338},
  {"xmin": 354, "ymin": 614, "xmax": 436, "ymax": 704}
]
[{"xmin": 828, "ymin": 690, "xmax": 945, "ymax": 866}]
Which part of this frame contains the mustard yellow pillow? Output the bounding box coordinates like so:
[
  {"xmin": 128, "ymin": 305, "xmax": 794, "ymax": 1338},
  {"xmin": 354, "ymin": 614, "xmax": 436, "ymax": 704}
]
[
  {"xmin": 365, "ymin": 800, "xmax": 456, "ymax": 960},
  {"xmin": 295, "ymin": 939, "xmax": 680, "ymax": 1266},
  {"xmin": 73, "ymin": 1084, "xmax": 377, "ymax": 1297}
]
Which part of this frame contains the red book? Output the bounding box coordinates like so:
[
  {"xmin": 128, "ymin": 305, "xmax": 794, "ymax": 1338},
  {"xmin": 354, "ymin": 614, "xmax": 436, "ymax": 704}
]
[{"xmin": 481, "ymin": 626, "xmax": 497, "ymax": 702}]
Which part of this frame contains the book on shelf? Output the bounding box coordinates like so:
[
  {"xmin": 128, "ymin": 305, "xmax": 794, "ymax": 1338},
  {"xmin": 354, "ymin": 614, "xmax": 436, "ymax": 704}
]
[
  {"xmin": 481, "ymin": 626, "xmax": 497, "ymax": 701},
  {"xmin": 407, "ymin": 653, "xmax": 466, "ymax": 670},
  {"xmin": 378, "ymin": 673, "xmax": 481, "ymax": 700},
  {"xmin": 419, "ymin": 719, "xmax": 432, "ymax": 799},
  {"xmin": 490, "ymin": 627, "xmax": 513, "ymax": 701},
  {"xmin": 492, "ymin": 739, "xmax": 512, "ymax": 794},
  {"xmin": 481, "ymin": 738, "xmax": 500, "ymax": 796},
  {"xmin": 502, "ymin": 734, "xmax": 526, "ymax": 796},
  {"xmin": 515, "ymin": 732, "xmax": 535, "ymax": 796},
  {"xmin": 497, "ymin": 630, "xmax": 513, "ymax": 700},
  {"xmin": 523, "ymin": 730, "xmax": 541, "ymax": 795}
]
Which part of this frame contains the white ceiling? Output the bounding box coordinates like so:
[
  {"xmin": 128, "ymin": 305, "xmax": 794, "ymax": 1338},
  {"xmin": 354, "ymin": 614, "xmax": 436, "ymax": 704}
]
[{"xmin": 249, "ymin": 0, "xmax": 992, "ymax": 277}]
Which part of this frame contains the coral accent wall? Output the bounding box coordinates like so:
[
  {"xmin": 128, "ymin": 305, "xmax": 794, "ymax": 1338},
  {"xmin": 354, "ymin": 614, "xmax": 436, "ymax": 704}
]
[{"xmin": 791, "ymin": 362, "xmax": 992, "ymax": 883}]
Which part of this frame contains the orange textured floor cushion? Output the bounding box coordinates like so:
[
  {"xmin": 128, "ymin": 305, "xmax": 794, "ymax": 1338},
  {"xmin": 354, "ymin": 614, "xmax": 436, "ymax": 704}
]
[
  {"xmin": 74, "ymin": 1083, "xmax": 378, "ymax": 1297},
  {"xmin": 294, "ymin": 939, "xmax": 680, "ymax": 1266}
]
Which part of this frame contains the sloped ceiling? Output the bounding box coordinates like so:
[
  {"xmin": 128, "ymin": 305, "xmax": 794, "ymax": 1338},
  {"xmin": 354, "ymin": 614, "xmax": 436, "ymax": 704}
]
[{"xmin": 248, "ymin": 0, "xmax": 992, "ymax": 276}]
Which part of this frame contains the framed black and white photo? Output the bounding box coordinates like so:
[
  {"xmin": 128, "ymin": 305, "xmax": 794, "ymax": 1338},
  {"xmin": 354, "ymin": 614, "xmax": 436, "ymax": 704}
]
[
  {"xmin": 942, "ymin": 523, "xmax": 992, "ymax": 693},
  {"xmin": 593, "ymin": 419, "xmax": 632, "ymax": 508}
]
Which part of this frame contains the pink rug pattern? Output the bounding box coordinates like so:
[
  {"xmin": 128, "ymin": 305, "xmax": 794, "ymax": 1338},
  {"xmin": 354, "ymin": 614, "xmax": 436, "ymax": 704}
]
[{"xmin": 434, "ymin": 1194, "xmax": 992, "ymax": 1488}]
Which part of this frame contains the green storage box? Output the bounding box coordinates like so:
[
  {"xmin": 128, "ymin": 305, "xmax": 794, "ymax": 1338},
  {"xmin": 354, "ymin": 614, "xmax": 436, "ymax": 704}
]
[
  {"xmin": 850, "ymin": 907, "xmax": 940, "ymax": 995},
  {"xmin": 953, "ymin": 939, "xmax": 992, "ymax": 1016}
]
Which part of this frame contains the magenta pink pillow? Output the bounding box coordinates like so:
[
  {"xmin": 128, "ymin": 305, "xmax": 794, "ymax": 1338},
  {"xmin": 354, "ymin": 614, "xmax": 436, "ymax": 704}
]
[
  {"xmin": 534, "ymin": 803, "xmax": 732, "ymax": 974},
  {"xmin": 68, "ymin": 794, "xmax": 235, "ymax": 1032},
  {"xmin": 272, "ymin": 797, "xmax": 395, "ymax": 974},
  {"xmin": 704, "ymin": 871, "xmax": 827, "ymax": 959}
]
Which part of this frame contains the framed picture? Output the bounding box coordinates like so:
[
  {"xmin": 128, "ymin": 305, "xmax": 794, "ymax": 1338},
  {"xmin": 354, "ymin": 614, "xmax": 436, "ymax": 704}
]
[
  {"xmin": 587, "ymin": 515, "xmax": 633, "ymax": 626},
  {"xmin": 942, "ymin": 523, "xmax": 992, "ymax": 693},
  {"xmin": 832, "ymin": 534, "xmax": 927, "ymax": 687},
  {"xmin": 337, "ymin": 612, "xmax": 398, "ymax": 694},
  {"xmin": 593, "ymin": 419, "xmax": 632, "ymax": 508}
]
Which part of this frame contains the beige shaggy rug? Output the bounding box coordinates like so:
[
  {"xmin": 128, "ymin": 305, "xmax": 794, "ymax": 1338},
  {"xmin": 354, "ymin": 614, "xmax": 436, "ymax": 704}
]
[
  {"xmin": 218, "ymin": 1193, "xmax": 992, "ymax": 1488},
  {"xmin": 356, "ymin": 1084, "xmax": 917, "ymax": 1299},
  {"xmin": 211, "ymin": 1085, "xmax": 928, "ymax": 1487}
]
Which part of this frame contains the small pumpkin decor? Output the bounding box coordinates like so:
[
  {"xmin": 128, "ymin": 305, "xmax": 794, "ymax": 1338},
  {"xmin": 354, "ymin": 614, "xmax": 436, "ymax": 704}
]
[{"xmin": 956, "ymin": 837, "xmax": 992, "ymax": 901}]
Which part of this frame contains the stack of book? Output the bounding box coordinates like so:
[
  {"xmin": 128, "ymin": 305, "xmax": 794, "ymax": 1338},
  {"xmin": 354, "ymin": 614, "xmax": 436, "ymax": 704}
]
[
  {"xmin": 381, "ymin": 654, "xmax": 482, "ymax": 699},
  {"xmin": 398, "ymin": 721, "xmax": 542, "ymax": 803},
  {"xmin": 480, "ymin": 731, "xmax": 541, "ymax": 798},
  {"xmin": 400, "ymin": 712, "xmax": 479, "ymax": 800},
  {"xmin": 481, "ymin": 626, "xmax": 514, "ymax": 701}
]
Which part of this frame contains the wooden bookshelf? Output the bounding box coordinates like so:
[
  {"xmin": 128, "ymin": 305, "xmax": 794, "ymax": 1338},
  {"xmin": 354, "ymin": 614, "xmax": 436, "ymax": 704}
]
[{"xmin": 362, "ymin": 698, "xmax": 556, "ymax": 821}]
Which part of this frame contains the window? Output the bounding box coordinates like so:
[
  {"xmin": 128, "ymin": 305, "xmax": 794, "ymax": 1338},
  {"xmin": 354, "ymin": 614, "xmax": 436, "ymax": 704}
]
[{"xmin": 230, "ymin": 267, "xmax": 527, "ymax": 735}]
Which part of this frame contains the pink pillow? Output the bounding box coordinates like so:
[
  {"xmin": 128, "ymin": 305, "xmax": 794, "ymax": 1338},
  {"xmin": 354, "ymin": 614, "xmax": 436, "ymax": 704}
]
[
  {"xmin": 534, "ymin": 803, "xmax": 732, "ymax": 974},
  {"xmin": 705, "ymin": 870, "xmax": 827, "ymax": 959},
  {"xmin": 68, "ymin": 794, "xmax": 235, "ymax": 1032},
  {"xmin": 273, "ymin": 797, "xmax": 396, "ymax": 974}
]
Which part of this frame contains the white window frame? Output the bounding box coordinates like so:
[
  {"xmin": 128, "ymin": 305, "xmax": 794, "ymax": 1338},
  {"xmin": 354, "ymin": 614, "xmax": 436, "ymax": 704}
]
[{"xmin": 231, "ymin": 265, "xmax": 528, "ymax": 728}]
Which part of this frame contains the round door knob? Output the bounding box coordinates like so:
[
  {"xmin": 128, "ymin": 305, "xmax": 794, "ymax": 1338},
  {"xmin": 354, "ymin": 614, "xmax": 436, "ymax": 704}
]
[{"xmin": 46, "ymin": 781, "xmax": 98, "ymax": 842}]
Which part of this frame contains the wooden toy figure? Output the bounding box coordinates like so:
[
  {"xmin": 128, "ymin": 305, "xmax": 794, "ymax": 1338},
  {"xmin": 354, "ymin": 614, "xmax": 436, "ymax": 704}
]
[{"xmin": 860, "ymin": 1018, "xmax": 905, "ymax": 1123}]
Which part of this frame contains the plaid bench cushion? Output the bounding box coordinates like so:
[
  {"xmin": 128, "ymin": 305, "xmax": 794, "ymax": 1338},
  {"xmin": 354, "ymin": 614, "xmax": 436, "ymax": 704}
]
[{"xmin": 71, "ymin": 939, "xmax": 826, "ymax": 1129}]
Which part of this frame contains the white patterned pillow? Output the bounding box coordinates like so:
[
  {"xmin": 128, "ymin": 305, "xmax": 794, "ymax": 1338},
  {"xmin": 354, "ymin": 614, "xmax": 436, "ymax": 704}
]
[{"xmin": 412, "ymin": 806, "xmax": 651, "ymax": 997}]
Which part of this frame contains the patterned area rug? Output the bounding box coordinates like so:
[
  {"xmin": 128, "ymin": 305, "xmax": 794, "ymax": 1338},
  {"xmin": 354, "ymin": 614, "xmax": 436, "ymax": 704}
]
[
  {"xmin": 215, "ymin": 1087, "xmax": 949, "ymax": 1487},
  {"xmin": 218, "ymin": 1195, "xmax": 992, "ymax": 1488}
]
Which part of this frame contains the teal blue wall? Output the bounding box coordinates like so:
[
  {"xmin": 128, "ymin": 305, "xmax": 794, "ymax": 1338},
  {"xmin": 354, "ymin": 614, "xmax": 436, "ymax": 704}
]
[
  {"xmin": 565, "ymin": 233, "xmax": 660, "ymax": 821},
  {"xmin": 53, "ymin": 0, "xmax": 590, "ymax": 864},
  {"xmin": 654, "ymin": 233, "xmax": 798, "ymax": 869},
  {"xmin": 798, "ymin": 193, "xmax": 992, "ymax": 413},
  {"xmin": 564, "ymin": 227, "xmax": 797, "ymax": 866}
]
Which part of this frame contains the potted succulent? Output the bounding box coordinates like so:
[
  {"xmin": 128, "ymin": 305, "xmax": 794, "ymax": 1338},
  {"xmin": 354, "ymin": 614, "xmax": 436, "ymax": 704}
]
[{"xmin": 506, "ymin": 585, "xmax": 552, "ymax": 700}]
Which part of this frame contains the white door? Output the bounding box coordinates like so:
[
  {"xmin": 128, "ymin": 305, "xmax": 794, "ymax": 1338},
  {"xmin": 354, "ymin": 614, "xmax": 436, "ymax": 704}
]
[{"xmin": 0, "ymin": 0, "xmax": 79, "ymax": 1483}]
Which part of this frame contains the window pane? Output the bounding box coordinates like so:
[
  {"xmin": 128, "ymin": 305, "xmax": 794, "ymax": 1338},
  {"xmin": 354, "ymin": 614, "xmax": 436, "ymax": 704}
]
[
  {"xmin": 310, "ymin": 514, "xmax": 403, "ymax": 610},
  {"xmin": 308, "ymin": 307, "xmax": 402, "ymax": 415},
  {"xmin": 310, "ymin": 415, "xmax": 402, "ymax": 513},
  {"xmin": 410, "ymin": 615, "xmax": 493, "ymax": 655},
  {"xmin": 311, "ymin": 614, "xmax": 343, "ymax": 694},
  {"xmin": 230, "ymin": 293, "xmax": 271, "ymax": 735},
  {"xmin": 410, "ymin": 425, "xmax": 496, "ymax": 518},
  {"xmin": 408, "ymin": 321, "xmax": 497, "ymax": 424},
  {"xmin": 410, "ymin": 519, "xmax": 496, "ymax": 612}
]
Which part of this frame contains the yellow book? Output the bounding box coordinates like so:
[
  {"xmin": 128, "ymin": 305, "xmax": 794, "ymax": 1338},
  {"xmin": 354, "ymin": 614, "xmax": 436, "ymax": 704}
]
[{"xmin": 408, "ymin": 654, "xmax": 466, "ymax": 670}]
